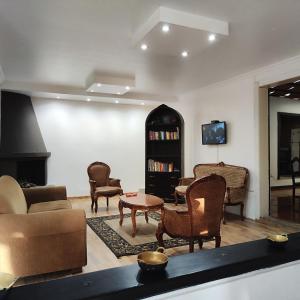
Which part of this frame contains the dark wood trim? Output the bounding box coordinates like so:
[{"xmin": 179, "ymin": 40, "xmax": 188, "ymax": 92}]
[{"xmin": 2, "ymin": 232, "xmax": 300, "ymax": 300}]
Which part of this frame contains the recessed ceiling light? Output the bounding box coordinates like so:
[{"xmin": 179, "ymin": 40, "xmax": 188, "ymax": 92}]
[
  {"xmin": 141, "ymin": 102, "xmax": 145, "ymax": 105},
  {"xmin": 87, "ymin": 98, "xmax": 91, "ymax": 102},
  {"xmin": 56, "ymin": 96, "xmax": 60, "ymax": 99},
  {"xmin": 115, "ymin": 100, "xmax": 119, "ymax": 104},
  {"xmin": 288, "ymin": 86, "xmax": 295, "ymax": 90},
  {"xmin": 117, "ymin": 92, "xmax": 121, "ymax": 95},
  {"xmin": 90, "ymin": 90, "xmax": 94, "ymax": 92},
  {"xmin": 181, "ymin": 51, "xmax": 188, "ymax": 57},
  {"xmin": 97, "ymin": 83, "xmax": 102, "ymax": 87},
  {"xmin": 141, "ymin": 44, "xmax": 148, "ymax": 51},
  {"xmin": 285, "ymin": 93, "xmax": 291, "ymax": 97},
  {"xmin": 125, "ymin": 86, "xmax": 130, "ymax": 91},
  {"xmin": 208, "ymin": 34, "xmax": 216, "ymax": 42},
  {"xmin": 162, "ymin": 24, "xmax": 170, "ymax": 33},
  {"xmin": 269, "ymin": 91, "xmax": 275, "ymax": 94},
  {"xmin": 294, "ymin": 79, "xmax": 300, "ymax": 83}
]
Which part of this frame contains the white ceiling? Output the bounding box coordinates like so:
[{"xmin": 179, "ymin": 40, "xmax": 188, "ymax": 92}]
[{"xmin": 0, "ymin": 0, "xmax": 300, "ymax": 101}]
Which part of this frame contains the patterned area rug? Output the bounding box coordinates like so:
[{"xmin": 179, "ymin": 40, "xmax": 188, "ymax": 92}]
[{"xmin": 87, "ymin": 212, "xmax": 194, "ymax": 258}]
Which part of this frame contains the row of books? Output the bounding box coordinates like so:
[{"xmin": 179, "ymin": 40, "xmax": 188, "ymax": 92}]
[
  {"xmin": 148, "ymin": 127, "xmax": 180, "ymax": 141},
  {"xmin": 148, "ymin": 159, "xmax": 174, "ymax": 172}
]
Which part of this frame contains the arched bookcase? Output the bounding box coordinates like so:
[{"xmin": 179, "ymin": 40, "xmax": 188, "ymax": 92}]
[{"xmin": 145, "ymin": 104, "xmax": 184, "ymax": 202}]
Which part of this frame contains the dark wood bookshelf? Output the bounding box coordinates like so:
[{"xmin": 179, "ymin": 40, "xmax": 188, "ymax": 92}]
[{"xmin": 145, "ymin": 104, "xmax": 184, "ymax": 202}]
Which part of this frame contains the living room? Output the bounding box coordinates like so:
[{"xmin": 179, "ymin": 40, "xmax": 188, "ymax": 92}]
[{"xmin": 1, "ymin": 1, "xmax": 300, "ymax": 299}]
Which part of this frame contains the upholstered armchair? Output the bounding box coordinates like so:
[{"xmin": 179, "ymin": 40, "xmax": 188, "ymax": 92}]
[
  {"xmin": 0, "ymin": 176, "xmax": 87, "ymax": 277},
  {"xmin": 157, "ymin": 174, "xmax": 226, "ymax": 252},
  {"xmin": 87, "ymin": 162, "xmax": 123, "ymax": 212}
]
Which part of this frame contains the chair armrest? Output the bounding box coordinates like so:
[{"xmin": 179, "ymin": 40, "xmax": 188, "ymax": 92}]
[
  {"xmin": 109, "ymin": 178, "xmax": 121, "ymax": 188},
  {"xmin": 23, "ymin": 186, "xmax": 67, "ymax": 208},
  {"xmin": 89, "ymin": 179, "xmax": 97, "ymax": 193},
  {"xmin": 178, "ymin": 177, "xmax": 194, "ymax": 186}
]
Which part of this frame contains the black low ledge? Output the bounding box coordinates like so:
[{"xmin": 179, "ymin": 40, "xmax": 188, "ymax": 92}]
[
  {"xmin": 0, "ymin": 152, "xmax": 51, "ymax": 159},
  {"xmin": 2, "ymin": 232, "xmax": 300, "ymax": 300}
]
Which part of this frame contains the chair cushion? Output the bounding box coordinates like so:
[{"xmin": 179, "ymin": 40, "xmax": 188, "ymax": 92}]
[
  {"xmin": 95, "ymin": 186, "xmax": 122, "ymax": 196},
  {"xmin": 0, "ymin": 176, "xmax": 27, "ymax": 214},
  {"xmin": 175, "ymin": 185, "xmax": 188, "ymax": 194},
  {"xmin": 28, "ymin": 200, "xmax": 72, "ymax": 214}
]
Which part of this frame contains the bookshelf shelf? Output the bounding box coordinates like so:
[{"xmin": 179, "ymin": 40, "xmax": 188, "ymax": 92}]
[{"xmin": 145, "ymin": 104, "xmax": 184, "ymax": 202}]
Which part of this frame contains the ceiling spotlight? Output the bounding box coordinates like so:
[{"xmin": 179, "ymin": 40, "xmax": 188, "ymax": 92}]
[
  {"xmin": 162, "ymin": 24, "xmax": 170, "ymax": 33},
  {"xmin": 269, "ymin": 91, "xmax": 275, "ymax": 94},
  {"xmin": 294, "ymin": 79, "xmax": 300, "ymax": 83},
  {"xmin": 115, "ymin": 100, "xmax": 119, "ymax": 104},
  {"xmin": 288, "ymin": 86, "xmax": 295, "ymax": 90},
  {"xmin": 285, "ymin": 93, "xmax": 291, "ymax": 97},
  {"xmin": 141, "ymin": 102, "xmax": 145, "ymax": 105},
  {"xmin": 208, "ymin": 34, "xmax": 216, "ymax": 42},
  {"xmin": 125, "ymin": 86, "xmax": 130, "ymax": 91},
  {"xmin": 87, "ymin": 98, "xmax": 91, "ymax": 102},
  {"xmin": 97, "ymin": 83, "xmax": 102, "ymax": 87},
  {"xmin": 90, "ymin": 90, "xmax": 94, "ymax": 93},
  {"xmin": 181, "ymin": 51, "xmax": 188, "ymax": 57},
  {"xmin": 141, "ymin": 44, "xmax": 148, "ymax": 51},
  {"xmin": 56, "ymin": 96, "xmax": 60, "ymax": 99},
  {"xmin": 117, "ymin": 92, "xmax": 121, "ymax": 95}
]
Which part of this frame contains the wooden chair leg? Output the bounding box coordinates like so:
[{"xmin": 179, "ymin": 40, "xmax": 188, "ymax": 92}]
[
  {"xmin": 95, "ymin": 197, "xmax": 98, "ymax": 213},
  {"xmin": 106, "ymin": 197, "xmax": 109, "ymax": 208},
  {"xmin": 215, "ymin": 236, "xmax": 221, "ymax": 248},
  {"xmin": 293, "ymin": 186, "xmax": 296, "ymax": 206},
  {"xmin": 91, "ymin": 194, "xmax": 94, "ymax": 211},
  {"xmin": 189, "ymin": 239, "xmax": 194, "ymax": 253},
  {"xmin": 198, "ymin": 239, "xmax": 203, "ymax": 249},
  {"xmin": 240, "ymin": 203, "xmax": 245, "ymax": 221},
  {"xmin": 156, "ymin": 224, "xmax": 165, "ymax": 247},
  {"xmin": 174, "ymin": 192, "xmax": 178, "ymax": 206}
]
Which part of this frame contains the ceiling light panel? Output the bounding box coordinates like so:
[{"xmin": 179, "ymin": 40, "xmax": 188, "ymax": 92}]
[{"xmin": 86, "ymin": 73, "xmax": 135, "ymax": 95}]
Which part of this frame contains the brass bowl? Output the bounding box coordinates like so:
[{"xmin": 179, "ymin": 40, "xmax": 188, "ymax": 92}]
[
  {"xmin": 267, "ymin": 234, "xmax": 288, "ymax": 247},
  {"xmin": 137, "ymin": 247, "xmax": 168, "ymax": 272}
]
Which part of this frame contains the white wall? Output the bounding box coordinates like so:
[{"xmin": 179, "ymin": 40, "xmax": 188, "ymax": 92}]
[
  {"xmin": 32, "ymin": 98, "xmax": 195, "ymax": 197},
  {"xmin": 270, "ymin": 96, "xmax": 300, "ymax": 187},
  {"xmin": 180, "ymin": 74, "xmax": 259, "ymax": 219},
  {"xmin": 147, "ymin": 260, "xmax": 300, "ymax": 300}
]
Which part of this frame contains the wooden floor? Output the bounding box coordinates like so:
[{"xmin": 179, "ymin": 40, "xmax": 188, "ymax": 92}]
[
  {"xmin": 271, "ymin": 187, "xmax": 300, "ymax": 223},
  {"xmin": 17, "ymin": 196, "xmax": 300, "ymax": 286}
]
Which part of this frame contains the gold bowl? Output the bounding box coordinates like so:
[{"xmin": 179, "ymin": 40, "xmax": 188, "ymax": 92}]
[
  {"xmin": 137, "ymin": 247, "xmax": 168, "ymax": 272},
  {"xmin": 267, "ymin": 234, "xmax": 288, "ymax": 247}
]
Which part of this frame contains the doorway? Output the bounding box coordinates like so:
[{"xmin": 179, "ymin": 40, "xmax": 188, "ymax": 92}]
[{"xmin": 269, "ymin": 78, "xmax": 300, "ymax": 223}]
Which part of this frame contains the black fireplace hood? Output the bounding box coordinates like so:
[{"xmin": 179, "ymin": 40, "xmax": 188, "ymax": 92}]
[{"xmin": 0, "ymin": 91, "xmax": 50, "ymax": 158}]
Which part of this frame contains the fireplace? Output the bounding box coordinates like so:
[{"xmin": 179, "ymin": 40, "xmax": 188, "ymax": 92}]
[{"xmin": 0, "ymin": 91, "xmax": 51, "ymax": 186}]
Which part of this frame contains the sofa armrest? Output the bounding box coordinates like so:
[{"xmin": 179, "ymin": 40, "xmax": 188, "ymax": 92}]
[
  {"xmin": 178, "ymin": 177, "xmax": 194, "ymax": 186},
  {"xmin": 23, "ymin": 186, "xmax": 67, "ymax": 208},
  {"xmin": 0, "ymin": 209, "xmax": 87, "ymax": 276},
  {"xmin": 226, "ymin": 186, "xmax": 247, "ymax": 204}
]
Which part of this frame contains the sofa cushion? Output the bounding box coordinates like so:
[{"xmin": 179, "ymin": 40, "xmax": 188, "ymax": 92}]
[
  {"xmin": 28, "ymin": 200, "xmax": 72, "ymax": 214},
  {"xmin": 0, "ymin": 176, "xmax": 27, "ymax": 214},
  {"xmin": 175, "ymin": 185, "xmax": 188, "ymax": 194}
]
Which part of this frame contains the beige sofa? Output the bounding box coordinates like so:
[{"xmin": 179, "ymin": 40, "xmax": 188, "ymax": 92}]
[
  {"xmin": 175, "ymin": 162, "xmax": 249, "ymax": 222},
  {"xmin": 0, "ymin": 175, "xmax": 87, "ymax": 277}
]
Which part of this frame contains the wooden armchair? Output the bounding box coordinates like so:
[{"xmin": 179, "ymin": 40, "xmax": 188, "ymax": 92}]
[
  {"xmin": 157, "ymin": 174, "xmax": 226, "ymax": 252},
  {"xmin": 87, "ymin": 162, "xmax": 123, "ymax": 212}
]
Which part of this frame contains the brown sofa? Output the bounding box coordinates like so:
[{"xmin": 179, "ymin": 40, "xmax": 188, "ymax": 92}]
[
  {"xmin": 0, "ymin": 175, "xmax": 87, "ymax": 277},
  {"xmin": 175, "ymin": 162, "xmax": 249, "ymax": 222}
]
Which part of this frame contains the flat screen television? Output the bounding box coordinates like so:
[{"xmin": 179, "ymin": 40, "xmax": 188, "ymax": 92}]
[{"xmin": 202, "ymin": 122, "xmax": 227, "ymax": 145}]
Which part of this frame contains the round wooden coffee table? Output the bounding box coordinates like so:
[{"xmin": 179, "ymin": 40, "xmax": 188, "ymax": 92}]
[{"xmin": 118, "ymin": 193, "xmax": 164, "ymax": 237}]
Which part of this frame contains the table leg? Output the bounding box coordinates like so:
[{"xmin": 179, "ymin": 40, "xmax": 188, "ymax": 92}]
[
  {"xmin": 131, "ymin": 209, "xmax": 137, "ymax": 237},
  {"xmin": 144, "ymin": 211, "xmax": 149, "ymax": 223},
  {"xmin": 119, "ymin": 201, "xmax": 124, "ymax": 226}
]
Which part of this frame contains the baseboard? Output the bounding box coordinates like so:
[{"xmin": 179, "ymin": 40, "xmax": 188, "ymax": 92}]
[
  {"xmin": 68, "ymin": 195, "xmax": 89, "ymax": 200},
  {"xmin": 271, "ymin": 186, "xmax": 293, "ymax": 191}
]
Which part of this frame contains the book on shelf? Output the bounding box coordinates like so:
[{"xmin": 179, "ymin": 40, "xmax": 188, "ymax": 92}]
[
  {"xmin": 148, "ymin": 127, "xmax": 180, "ymax": 141},
  {"xmin": 148, "ymin": 159, "xmax": 174, "ymax": 172}
]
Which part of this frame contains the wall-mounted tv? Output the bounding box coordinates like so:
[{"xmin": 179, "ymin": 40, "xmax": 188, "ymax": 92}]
[{"xmin": 202, "ymin": 122, "xmax": 227, "ymax": 145}]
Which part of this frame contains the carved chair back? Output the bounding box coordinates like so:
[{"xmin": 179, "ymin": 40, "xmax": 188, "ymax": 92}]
[
  {"xmin": 186, "ymin": 174, "xmax": 226, "ymax": 236},
  {"xmin": 87, "ymin": 162, "xmax": 111, "ymax": 187}
]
